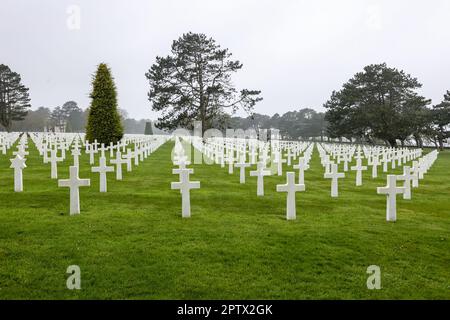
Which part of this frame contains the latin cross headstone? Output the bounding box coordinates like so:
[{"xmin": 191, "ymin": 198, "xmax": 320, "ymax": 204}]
[
  {"xmin": 351, "ymin": 158, "xmax": 367, "ymax": 186},
  {"xmin": 293, "ymin": 157, "xmax": 308, "ymax": 184},
  {"xmin": 110, "ymin": 150, "xmax": 128, "ymax": 180},
  {"xmin": 250, "ymin": 162, "xmax": 271, "ymax": 196},
  {"xmin": 377, "ymin": 175, "xmax": 405, "ymax": 222},
  {"xmin": 397, "ymin": 166, "xmax": 413, "ymax": 200},
  {"xmin": 46, "ymin": 148, "xmax": 63, "ymax": 179},
  {"xmin": 276, "ymin": 172, "xmax": 305, "ymax": 220},
  {"xmin": 58, "ymin": 166, "xmax": 91, "ymax": 215},
  {"xmin": 235, "ymin": 160, "xmax": 251, "ymax": 184},
  {"xmin": 91, "ymin": 156, "xmax": 114, "ymax": 192},
  {"xmin": 171, "ymin": 169, "xmax": 200, "ymax": 218},
  {"xmin": 324, "ymin": 163, "xmax": 345, "ymax": 197},
  {"xmin": 71, "ymin": 147, "xmax": 81, "ymax": 168}
]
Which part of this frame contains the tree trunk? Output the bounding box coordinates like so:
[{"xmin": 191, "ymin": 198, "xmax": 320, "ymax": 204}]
[
  {"xmin": 414, "ymin": 135, "xmax": 420, "ymax": 148},
  {"xmin": 438, "ymin": 137, "xmax": 444, "ymax": 151},
  {"xmin": 388, "ymin": 138, "xmax": 397, "ymax": 147}
]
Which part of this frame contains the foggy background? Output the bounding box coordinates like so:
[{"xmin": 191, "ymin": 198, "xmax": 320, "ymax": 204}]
[{"xmin": 1, "ymin": 0, "xmax": 449, "ymax": 120}]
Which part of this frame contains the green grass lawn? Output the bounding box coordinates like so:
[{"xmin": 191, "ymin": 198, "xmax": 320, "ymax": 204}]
[{"xmin": 0, "ymin": 139, "xmax": 449, "ymax": 299}]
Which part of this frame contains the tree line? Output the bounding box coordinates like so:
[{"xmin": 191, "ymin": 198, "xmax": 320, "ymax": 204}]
[
  {"xmin": 1, "ymin": 33, "xmax": 449, "ymax": 148},
  {"xmin": 227, "ymin": 109, "xmax": 326, "ymax": 141},
  {"xmin": 324, "ymin": 63, "xmax": 450, "ymax": 149}
]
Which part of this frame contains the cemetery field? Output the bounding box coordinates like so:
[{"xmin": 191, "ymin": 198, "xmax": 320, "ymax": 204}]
[{"xmin": 0, "ymin": 141, "xmax": 449, "ymax": 300}]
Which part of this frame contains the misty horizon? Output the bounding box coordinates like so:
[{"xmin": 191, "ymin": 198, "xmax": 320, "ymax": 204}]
[{"xmin": 1, "ymin": 0, "xmax": 449, "ymax": 120}]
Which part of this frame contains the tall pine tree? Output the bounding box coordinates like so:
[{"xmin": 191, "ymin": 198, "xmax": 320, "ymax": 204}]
[
  {"xmin": 0, "ymin": 64, "xmax": 31, "ymax": 132},
  {"xmin": 86, "ymin": 63, "xmax": 123, "ymax": 144},
  {"xmin": 432, "ymin": 90, "xmax": 450, "ymax": 150}
]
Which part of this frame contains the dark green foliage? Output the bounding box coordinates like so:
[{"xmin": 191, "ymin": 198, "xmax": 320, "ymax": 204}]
[
  {"xmin": 11, "ymin": 107, "xmax": 51, "ymax": 132},
  {"xmin": 324, "ymin": 63, "xmax": 431, "ymax": 146},
  {"xmin": 49, "ymin": 106, "xmax": 66, "ymax": 132},
  {"xmin": 86, "ymin": 63, "xmax": 123, "ymax": 144},
  {"xmin": 144, "ymin": 121, "xmax": 153, "ymax": 135},
  {"xmin": 0, "ymin": 64, "xmax": 31, "ymax": 132},
  {"xmin": 146, "ymin": 32, "xmax": 262, "ymax": 133},
  {"xmin": 228, "ymin": 109, "xmax": 327, "ymax": 140},
  {"xmin": 431, "ymin": 91, "xmax": 450, "ymax": 150}
]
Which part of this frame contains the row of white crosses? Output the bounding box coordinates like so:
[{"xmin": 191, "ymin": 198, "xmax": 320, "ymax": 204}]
[
  {"xmin": 318, "ymin": 142, "xmax": 439, "ymax": 221},
  {"xmin": 317, "ymin": 142, "xmax": 424, "ymax": 196},
  {"xmin": 1, "ymin": 132, "xmax": 21, "ymax": 155},
  {"xmin": 8, "ymin": 132, "xmax": 170, "ymax": 215},
  {"xmin": 203, "ymin": 136, "xmax": 312, "ymax": 194},
  {"xmin": 377, "ymin": 150, "xmax": 439, "ymax": 221},
  {"xmin": 178, "ymin": 136, "xmax": 315, "ymax": 220},
  {"xmin": 170, "ymin": 137, "xmax": 200, "ymax": 218}
]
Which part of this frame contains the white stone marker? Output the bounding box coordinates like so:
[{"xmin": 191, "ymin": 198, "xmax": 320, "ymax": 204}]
[
  {"xmin": 86, "ymin": 144, "xmax": 96, "ymax": 165},
  {"xmin": 172, "ymin": 166, "xmax": 194, "ymax": 186},
  {"xmin": 235, "ymin": 160, "xmax": 251, "ymax": 184},
  {"xmin": 58, "ymin": 166, "xmax": 91, "ymax": 215},
  {"xmin": 71, "ymin": 147, "xmax": 81, "ymax": 168},
  {"xmin": 397, "ymin": 166, "xmax": 413, "ymax": 200},
  {"xmin": 110, "ymin": 150, "xmax": 127, "ymax": 180},
  {"xmin": 324, "ymin": 163, "xmax": 345, "ymax": 197},
  {"xmin": 276, "ymin": 172, "xmax": 305, "ymax": 220},
  {"xmin": 124, "ymin": 149, "xmax": 133, "ymax": 172},
  {"xmin": 46, "ymin": 148, "xmax": 63, "ymax": 179},
  {"xmin": 10, "ymin": 155, "xmax": 27, "ymax": 192},
  {"xmin": 171, "ymin": 169, "xmax": 200, "ymax": 218},
  {"xmin": 377, "ymin": 175, "xmax": 405, "ymax": 222},
  {"xmin": 226, "ymin": 152, "xmax": 235, "ymax": 174},
  {"xmin": 274, "ymin": 152, "xmax": 287, "ymax": 176},
  {"xmin": 371, "ymin": 156, "xmax": 379, "ymax": 178},
  {"xmin": 250, "ymin": 162, "xmax": 271, "ymax": 196},
  {"xmin": 91, "ymin": 156, "xmax": 114, "ymax": 192},
  {"xmin": 411, "ymin": 161, "xmax": 420, "ymax": 188},
  {"xmin": 293, "ymin": 157, "xmax": 308, "ymax": 184},
  {"xmin": 350, "ymin": 158, "xmax": 367, "ymax": 186}
]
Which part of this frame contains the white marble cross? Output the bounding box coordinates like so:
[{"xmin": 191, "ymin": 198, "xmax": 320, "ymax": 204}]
[
  {"xmin": 46, "ymin": 148, "xmax": 63, "ymax": 179},
  {"xmin": 397, "ymin": 166, "xmax": 413, "ymax": 200},
  {"xmin": 250, "ymin": 162, "xmax": 271, "ymax": 196},
  {"xmin": 377, "ymin": 175, "xmax": 405, "ymax": 222},
  {"xmin": 276, "ymin": 172, "xmax": 305, "ymax": 220},
  {"xmin": 124, "ymin": 149, "xmax": 133, "ymax": 172},
  {"xmin": 91, "ymin": 156, "xmax": 114, "ymax": 192},
  {"xmin": 351, "ymin": 158, "xmax": 367, "ymax": 186},
  {"xmin": 411, "ymin": 161, "xmax": 420, "ymax": 188},
  {"xmin": 86, "ymin": 144, "xmax": 97, "ymax": 165},
  {"xmin": 273, "ymin": 152, "xmax": 286, "ymax": 176},
  {"xmin": 98, "ymin": 143, "xmax": 107, "ymax": 158},
  {"xmin": 286, "ymin": 148, "xmax": 293, "ymax": 166},
  {"xmin": 343, "ymin": 154, "xmax": 350, "ymax": 172},
  {"xmin": 109, "ymin": 142, "xmax": 116, "ymax": 157},
  {"xmin": 225, "ymin": 152, "xmax": 235, "ymax": 174},
  {"xmin": 13, "ymin": 144, "xmax": 29, "ymax": 158},
  {"xmin": 293, "ymin": 157, "xmax": 308, "ymax": 184},
  {"xmin": 171, "ymin": 169, "xmax": 200, "ymax": 218},
  {"xmin": 235, "ymin": 160, "xmax": 251, "ymax": 184},
  {"xmin": 110, "ymin": 150, "xmax": 127, "ymax": 180},
  {"xmin": 324, "ymin": 163, "xmax": 345, "ymax": 197},
  {"xmin": 58, "ymin": 166, "xmax": 91, "ymax": 215},
  {"xmin": 71, "ymin": 147, "xmax": 81, "ymax": 168},
  {"xmin": 249, "ymin": 148, "xmax": 258, "ymax": 164},
  {"xmin": 371, "ymin": 155, "xmax": 379, "ymax": 178},
  {"xmin": 10, "ymin": 155, "xmax": 27, "ymax": 192}
]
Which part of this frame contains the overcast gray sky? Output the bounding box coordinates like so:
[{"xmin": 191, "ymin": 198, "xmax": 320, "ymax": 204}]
[{"xmin": 1, "ymin": 0, "xmax": 449, "ymax": 120}]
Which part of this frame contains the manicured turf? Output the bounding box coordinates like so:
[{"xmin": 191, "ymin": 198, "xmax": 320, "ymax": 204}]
[{"xmin": 0, "ymin": 138, "xmax": 449, "ymax": 299}]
